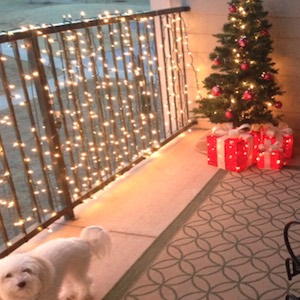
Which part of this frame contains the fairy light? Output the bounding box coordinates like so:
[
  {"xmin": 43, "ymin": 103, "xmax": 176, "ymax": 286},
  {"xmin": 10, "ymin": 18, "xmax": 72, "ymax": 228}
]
[{"xmin": 0, "ymin": 8, "xmax": 196, "ymax": 243}]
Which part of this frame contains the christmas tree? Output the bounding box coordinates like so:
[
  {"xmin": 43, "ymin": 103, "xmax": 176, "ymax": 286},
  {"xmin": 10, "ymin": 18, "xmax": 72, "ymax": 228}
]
[{"xmin": 193, "ymin": 0, "xmax": 284, "ymax": 127}]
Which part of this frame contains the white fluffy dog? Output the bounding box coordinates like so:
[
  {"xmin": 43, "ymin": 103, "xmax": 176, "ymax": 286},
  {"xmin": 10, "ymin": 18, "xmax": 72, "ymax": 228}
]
[{"xmin": 0, "ymin": 226, "xmax": 111, "ymax": 300}]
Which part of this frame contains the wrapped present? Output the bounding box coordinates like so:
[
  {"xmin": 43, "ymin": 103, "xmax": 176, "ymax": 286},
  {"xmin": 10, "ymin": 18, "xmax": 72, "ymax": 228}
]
[
  {"xmin": 256, "ymin": 140, "xmax": 284, "ymax": 170},
  {"xmin": 252, "ymin": 122, "xmax": 294, "ymax": 160},
  {"xmin": 278, "ymin": 123, "xmax": 294, "ymax": 159},
  {"xmin": 282, "ymin": 131, "xmax": 294, "ymax": 159},
  {"xmin": 207, "ymin": 123, "xmax": 254, "ymax": 172}
]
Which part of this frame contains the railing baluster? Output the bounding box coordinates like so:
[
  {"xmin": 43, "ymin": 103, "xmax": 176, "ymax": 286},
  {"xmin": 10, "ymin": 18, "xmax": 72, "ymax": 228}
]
[
  {"xmin": 117, "ymin": 21, "xmax": 139, "ymax": 158},
  {"xmin": 136, "ymin": 19, "xmax": 153, "ymax": 147},
  {"xmin": 126, "ymin": 20, "xmax": 147, "ymax": 151},
  {"xmin": 166, "ymin": 14, "xmax": 179, "ymax": 131},
  {"xmin": 158, "ymin": 15, "xmax": 172, "ymax": 136},
  {"xmin": 95, "ymin": 25, "xmax": 114, "ymax": 176},
  {"xmin": 72, "ymin": 29, "xmax": 98, "ymax": 189},
  {"xmin": 151, "ymin": 17, "xmax": 166, "ymax": 142},
  {"xmin": 98, "ymin": 24, "xmax": 123, "ymax": 173},
  {"xmin": 60, "ymin": 31, "xmax": 92, "ymax": 188},
  {"xmin": 44, "ymin": 33, "xmax": 82, "ymax": 195},
  {"xmin": 143, "ymin": 17, "xmax": 161, "ymax": 145},
  {"xmin": 83, "ymin": 25, "xmax": 111, "ymax": 182},
  {"xmin": 108, "ymin": 23, "xmax": 131, "ymax": 164},
  {"xmin": 171, "ymin": 13, "xmax": 184, "ymax": 127},
  {"xmin": 25, "ymin": 33, "xmax": 75, "ymax": 220},
  {"xmin": 178, "ymin": 12, "xmax": 190, "ymax": 123}
]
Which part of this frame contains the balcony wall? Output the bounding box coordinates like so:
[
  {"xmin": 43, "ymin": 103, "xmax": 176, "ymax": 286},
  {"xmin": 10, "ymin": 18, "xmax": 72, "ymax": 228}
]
[{"xmin": 151, "ymin": 0, "xmax": 300, "ymax": 130}]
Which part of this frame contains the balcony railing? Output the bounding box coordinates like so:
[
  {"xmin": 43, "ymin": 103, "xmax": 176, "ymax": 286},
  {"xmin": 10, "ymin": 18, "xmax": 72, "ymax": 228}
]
[{"xmin": 0, "ymin": 6, "xmax": 193, "ymax": 256}]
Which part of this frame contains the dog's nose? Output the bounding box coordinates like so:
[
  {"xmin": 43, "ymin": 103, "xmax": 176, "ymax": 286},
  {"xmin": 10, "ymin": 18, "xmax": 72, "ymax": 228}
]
[{"xmin": 17, "ymin": 281, "xmax": 26, "ymax": 288}]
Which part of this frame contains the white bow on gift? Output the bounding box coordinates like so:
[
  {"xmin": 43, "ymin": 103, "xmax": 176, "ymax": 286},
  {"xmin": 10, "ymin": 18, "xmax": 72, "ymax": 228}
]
[
  {"xmin": 263, "ymin": 121, "xmax": 293, "ymax": 141},
  {"xmin": 212, "ymin": 123, "xmax": 251, "ymax": 137},
  {"xmin": 277, "ymin": 121, "xmax": 293, "ymax": 136}
]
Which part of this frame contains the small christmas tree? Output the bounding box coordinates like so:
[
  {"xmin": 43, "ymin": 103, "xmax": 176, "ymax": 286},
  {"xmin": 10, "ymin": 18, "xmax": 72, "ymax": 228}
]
[{"xmin": 193, "ymin": 0, "xmax": 284, "ymax": 127}]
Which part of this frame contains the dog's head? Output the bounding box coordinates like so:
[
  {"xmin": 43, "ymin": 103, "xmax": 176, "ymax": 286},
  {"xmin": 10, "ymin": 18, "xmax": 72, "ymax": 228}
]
[{"xmin": 0, "ymin": 253, "xmax": 54, "ymax": 300}]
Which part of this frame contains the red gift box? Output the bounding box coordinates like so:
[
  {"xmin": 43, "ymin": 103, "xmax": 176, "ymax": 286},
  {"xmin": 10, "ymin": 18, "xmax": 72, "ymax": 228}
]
[
  {"xmin": 256, "ymin": 141, "xmax": 284, "ymax": 170},
  {"xmin": 262, "ymin": 122, "xmax": 294, "ymax": 159},
  {"xmin": 281, "ymin": 129, "xmax": 294, "ymax": 159},
  {"xmin": 207, "ymin": 123, "xmax": 253, "ymax": 172},
  {"xmin": 252, "ymin": 122, "xmax": 294, "ymax": 161}
]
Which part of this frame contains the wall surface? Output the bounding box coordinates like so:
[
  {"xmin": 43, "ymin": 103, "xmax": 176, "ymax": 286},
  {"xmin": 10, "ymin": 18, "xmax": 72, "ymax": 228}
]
[{"xmin": 151, "ymin": 0, "xmax": 300, "ymax": 130}]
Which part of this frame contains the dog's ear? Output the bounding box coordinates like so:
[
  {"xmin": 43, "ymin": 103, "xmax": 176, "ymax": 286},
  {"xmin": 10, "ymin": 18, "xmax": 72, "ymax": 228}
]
[{"xmin": 32, "ymin": 256, "xmax": 55, "ymax": 291}]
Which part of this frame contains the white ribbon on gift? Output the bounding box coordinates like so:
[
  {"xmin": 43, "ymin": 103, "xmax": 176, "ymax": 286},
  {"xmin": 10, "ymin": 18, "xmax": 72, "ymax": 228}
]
[
  {"xmin": 212, "ymin": 123, "xmax": 253, "ymax": 170},
  {"xmin": 277, "ymin": 121, "xmax": 293, "ymax": 136}
]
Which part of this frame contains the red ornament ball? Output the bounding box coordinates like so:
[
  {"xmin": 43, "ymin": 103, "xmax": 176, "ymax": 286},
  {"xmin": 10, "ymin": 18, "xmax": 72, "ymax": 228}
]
[
  {"xmin": 238, "ymin": 37, "xmax": 249, "ymax": 48},
  {"xmin": 211, "ymin": 85, "xmax": 223, "ymax": 96},
  {"xmin": 213, "ymin": 58, "xmax": 222, "ymax": 66},
  {"xmin": 263, "ymin": 72, "xmax": 273, "ymax": 81},
  {"xmin": 241, "ymin": 62, "xmax": 250, "ymax": 71},
  {"xmin": 225, "ymin": 110, "xmax": 233, "ymax": 119},
  {"xmin": 261, "ymin": 28, "xmax": 269, "ymax": 36},
  {"xmin": 243, "ymin": 89, "xmax": 255, "ymax": 101},
  {"xmin": 229, "ymin": 4, "xmax": 237, "ymax": 13},
  {"xmin": 274, "ymin": 101, "xmax": 283, "ymax": 109}
]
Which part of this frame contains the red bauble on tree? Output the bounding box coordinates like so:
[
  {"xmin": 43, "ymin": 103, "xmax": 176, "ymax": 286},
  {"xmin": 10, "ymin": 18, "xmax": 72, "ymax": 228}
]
[
  {"xmin": 211, "ymin": 85, "xmax": 223, "ymax": 96},
  {"xmin": 225, "ymin": 110, "xmax": 233, "ymax": 119},
  {"xmin": 260, "ymin": 28, "xmax": 269, "ymax": 36},
  {"xmin": 229, "ymin": 4, "xmax": 237, "ymax": 13},
  {"xmin": 241, "ymin": 62, "xmax": 250, "ymax": 71},
  {"xmin": 263, "ymin": 72, "xmax": 273, "ymax": 81},
  {"xmin": 274, "ymin": 101, "xmax": 283, "ymax": 109},
  {"xmin": 238, "ymin": 37, "xmax": 249, "ymax": 48},
  {"xmin": 213, "ymin": 58, "xmax": 222, "ymax": 66},
  {"xmin": 243, "ymin": 89, "xmax": 255, "ymax": 101}
]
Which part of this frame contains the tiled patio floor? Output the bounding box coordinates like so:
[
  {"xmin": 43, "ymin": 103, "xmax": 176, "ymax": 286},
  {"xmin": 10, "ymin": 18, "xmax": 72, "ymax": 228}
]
[
  {"xmin": 17, "ymin": 124, "xmax": 300, "ymax": 299},
  {"xmin": 108, "ymin": 166, "xmax": 300, "ymax": 299}
]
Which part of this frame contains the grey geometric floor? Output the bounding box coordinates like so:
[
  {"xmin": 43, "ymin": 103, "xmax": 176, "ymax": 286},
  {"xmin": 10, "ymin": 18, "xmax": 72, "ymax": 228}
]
[{"xmin": 105, "ymin": 166, "xmax": 300, "ymax": 300}]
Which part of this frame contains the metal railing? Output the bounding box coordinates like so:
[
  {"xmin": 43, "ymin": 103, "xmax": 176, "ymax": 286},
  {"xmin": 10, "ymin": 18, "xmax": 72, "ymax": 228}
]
[{"xmin": 0, "ymin": 6, "xmax": 193, "ymax": 256}]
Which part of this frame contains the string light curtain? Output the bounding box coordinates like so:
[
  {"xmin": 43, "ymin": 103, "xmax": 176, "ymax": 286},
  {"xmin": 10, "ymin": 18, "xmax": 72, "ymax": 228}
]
[{"xmin": 0, "ymin": 6, "xmax": 194, "ymax": 256}]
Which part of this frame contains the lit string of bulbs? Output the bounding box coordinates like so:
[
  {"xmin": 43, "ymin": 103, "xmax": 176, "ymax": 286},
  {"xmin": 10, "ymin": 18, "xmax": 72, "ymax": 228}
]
[
  {"xmin": 0, "ymin": 8, "xmax": 199, "ymax": 243},
  {"xmin": 160, "ymin": 13, "xmax": 200, "ymax": 133}
]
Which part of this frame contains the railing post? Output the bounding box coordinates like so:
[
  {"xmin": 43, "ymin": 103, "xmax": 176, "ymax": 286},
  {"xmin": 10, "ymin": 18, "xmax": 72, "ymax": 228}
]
[{"xmin": 25, "ymin": 33, "xmax": 75, "ymax": 220}]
